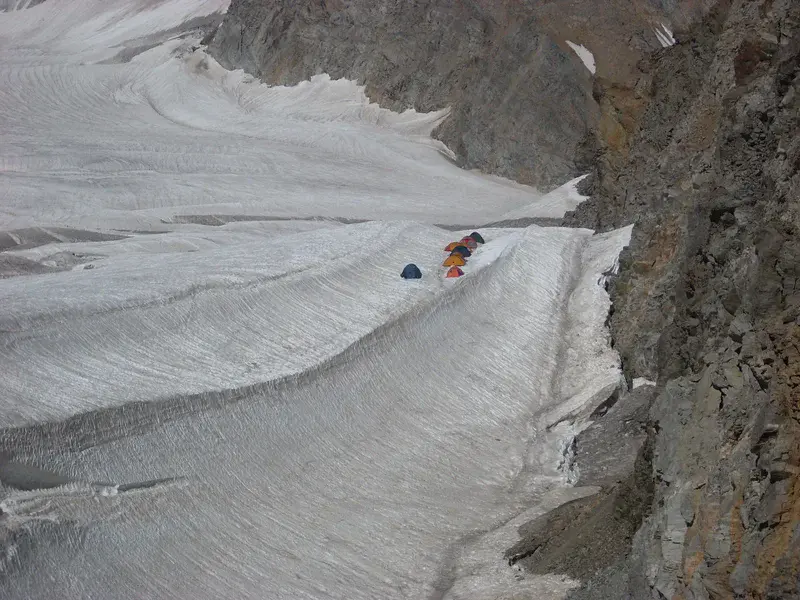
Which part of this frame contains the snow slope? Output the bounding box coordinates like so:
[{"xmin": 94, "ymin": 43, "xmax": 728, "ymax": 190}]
[
  {"xmin": 497, "ymin": 175, "xmax": 590, "ymax": 220},
  {"xmin": 0, "ymin": 1, "xmax": 632, "ymax": 598},
  {"xmin": 0, "ymin": 0, "xmax": 551, "ymax": 232},
  {"xmin": 3, "ymin": 225, "xmax": 631, "ymax": 600}
]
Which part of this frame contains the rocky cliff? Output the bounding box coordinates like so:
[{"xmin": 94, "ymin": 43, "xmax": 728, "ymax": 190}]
[
  {"xmin": 208, "ymin": 0, "xmax": 687, "ymax": 190},
  {"xmin": 559, "ymin": 0, "xmax": 800, "ymax": 597}
]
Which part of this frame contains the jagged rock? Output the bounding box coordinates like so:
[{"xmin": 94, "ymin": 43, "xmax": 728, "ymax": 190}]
[
  {"xmin": 566, "ymin": 0, "xmax": 800, "ymax": 597},
  {"xmin": 505, "ymin": 388, "xmax": 655, "ymax": 581}
]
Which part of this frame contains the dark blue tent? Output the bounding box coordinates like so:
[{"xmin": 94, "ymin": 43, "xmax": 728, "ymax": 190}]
[
  {"xmin": 451, "ymin": 245, "xmax": 471, "ymax": 258},
  {"xmin": 469, "ymin": 232, "xmax": 485, "ymax": 244},
  {"xmin": 400, "ymin": 263, "xmax": 422, "ymax": 279}
]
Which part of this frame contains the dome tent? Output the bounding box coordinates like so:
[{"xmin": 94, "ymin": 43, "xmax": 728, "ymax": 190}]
[
  {"xmin": 445, "ymin": 266, "xmax": 464, "ymax": 278},
  {"xmin": 469, "ymin": 231, "xmax": 485, "ymax": 244},
  {"xmin": 400, "ymin": 263, "xmax": 422, "ymax": 279},
  {"xmin": 450, "ymin": 245, "xmax": 471, "ymax": 258},
  {"xmin": 443, "ymin": 254, "xmax": 466, "ymax": 267}
]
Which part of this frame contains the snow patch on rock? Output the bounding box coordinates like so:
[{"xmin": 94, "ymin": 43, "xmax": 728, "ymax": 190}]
[{"xmin": 566, "ymin": 40, "xmax": 596, "ymax": 74}]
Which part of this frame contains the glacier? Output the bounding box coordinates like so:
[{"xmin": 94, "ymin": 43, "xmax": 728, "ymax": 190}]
[{"xmin": 0, "ymin": 0, "xmax": 632, "ymax": 598}]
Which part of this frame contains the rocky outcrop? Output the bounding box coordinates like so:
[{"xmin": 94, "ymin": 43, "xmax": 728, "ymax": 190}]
[
  {"xmin": 559, "ymin": 0, "xmax": 800, "ymax": 597},
  {"xmin": 208, "ymin": 0, "xmax": 689, "ymax": 190},
  {"xmin": 506, "ymin": 386, "xmax": 656, "ymax": 581}
]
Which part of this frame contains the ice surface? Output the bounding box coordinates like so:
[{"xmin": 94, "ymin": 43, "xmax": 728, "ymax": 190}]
[
  {"xmin": 565, "ymin": 41, "xmax": 596, "ymax": 75},
  {"xmin": 0, "ymin": 0, "xmax": 632, "ymax": 598}
]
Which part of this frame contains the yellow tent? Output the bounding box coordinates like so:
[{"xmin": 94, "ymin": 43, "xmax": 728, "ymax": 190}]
[{"xmin": 443, "ymin": 254, "xmax": 466, "ymax": 267}]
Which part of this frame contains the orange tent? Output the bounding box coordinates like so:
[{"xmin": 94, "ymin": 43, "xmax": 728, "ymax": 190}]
[
  {"xmin": 445, "ymin": 266, "xmax": 464, "ymax": 278},
  {"xmin": 443, "ymin": 254, "xmax": 466, "ymax": 267},
  {"xmin": 444, "ymin": 242, "xmax": 460, "ymax": 252}
]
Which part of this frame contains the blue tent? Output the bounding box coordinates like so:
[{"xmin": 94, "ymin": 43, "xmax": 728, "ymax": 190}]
[
  {"xmin": 450, "ymin": 245, "xmax": 471, "ymax": 258},
  {"xmin": 400, "ymin": 263, "xmax": 422, "ymax": 279}
]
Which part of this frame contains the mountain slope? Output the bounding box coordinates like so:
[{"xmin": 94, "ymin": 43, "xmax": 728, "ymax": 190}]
[{"xmin": 208, "ymin": 0, "xmax": 699, "ymax": 190}]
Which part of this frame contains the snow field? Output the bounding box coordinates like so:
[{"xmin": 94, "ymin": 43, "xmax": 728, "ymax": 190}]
[
  {"xmin": 4, "ymin": 224, "xmax": 629, "ymax": 600},
  {"xmin": 0, "ymin": 0, "xmax": 634, "ymax": 598}
]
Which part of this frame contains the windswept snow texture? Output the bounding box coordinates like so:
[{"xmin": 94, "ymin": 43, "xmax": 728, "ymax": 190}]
[
  {"xmin": 565, "ymin": 41, "xmax": 596, "ymax": 75},
  {"xmin": 1, "ymin": 1, "xmax": 629, "ymax": 598}
]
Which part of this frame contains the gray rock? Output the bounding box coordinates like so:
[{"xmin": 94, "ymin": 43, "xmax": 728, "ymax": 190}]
[
  {"xmin": 572, "ymin": 385, "xmax": 654, "ymax": 488},
  {"xmin": 566, "ymin": 0, "xmax": 800, "ymax": 597}
]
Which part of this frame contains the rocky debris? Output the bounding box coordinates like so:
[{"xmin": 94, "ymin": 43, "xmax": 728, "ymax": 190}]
[
  {"xmin": 167, "ymin": 214, "xmax": 368, "ymax": 226},
  {"xmin": 0, "ymin": 251, "xmax": 99, "ymax": 279},
  {"xmin": 208, "ymin": 0, "xmax": 698, "ymax": 190},
  {"xmin": 435, "ymin": 217, "xmax": 564, "ymax": 231},
  {"xmin": 561, "ymin": 0, "xmax": 800, "ymax": 597},
  {"xmin": 0, "ymin": 227, "xmax": 123, "ymax": 277},
  {"xmin": 505, "ymin": 386, "xmax": 656, "ymax": 580}
]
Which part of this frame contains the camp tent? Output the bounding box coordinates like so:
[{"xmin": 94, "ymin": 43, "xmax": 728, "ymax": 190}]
[
  {"xmin": 469, "ymin": 232, "xmax": 485, "ymax": 244},
  {"xmin": 444, "ymin": 242, "xmax": 461, "ymax": 252},
  {"xmin": 400, "ymin": 263, "xmax": 422, "ymax": 279},
  {"xmin": 460, "ymin": 237, "xmax": 478, "ymax": 250},
  {"xmin": 450, "ymin": 245, "xmax": 471, "ymax": 258},
  {"xmin": 443, "ymin": 254, "xmax": 466, "ymax": 267},
  {"xmin": 445, "ymin": 266, "xmax": 464, "ymax": 278}
]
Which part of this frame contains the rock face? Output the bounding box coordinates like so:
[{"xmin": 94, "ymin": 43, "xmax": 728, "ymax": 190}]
[
  {"xmin": 506, "ymin": 386, "xmax": 657, "ymax": 581},
  {"xmin": 208, "ymin": 0, "xmax": 686, "ymax": 190},
  {"xmin": 562, "ymin": 0, "xmax": 800, "ymax": 597}
]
